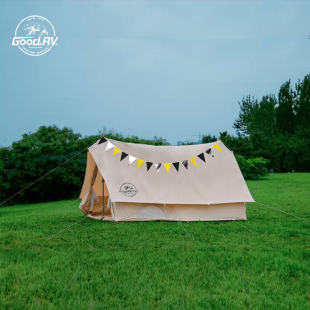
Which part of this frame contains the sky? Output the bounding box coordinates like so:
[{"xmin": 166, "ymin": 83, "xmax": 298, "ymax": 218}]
[{"xmin": 1, "ymin": 1, "xmax": 310, "ymax": 146}]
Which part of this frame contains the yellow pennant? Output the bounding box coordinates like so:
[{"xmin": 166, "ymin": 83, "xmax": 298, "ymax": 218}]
[
  {"xmin": 189, "ymin": 157, "xmax": 197, "ymax": 166},
  {"xmin": 112, "ymin": 147, "xmax": 121, "ymax": 156},
  {"xmin": 164, "ymin": 163, "xmax": 171, "ymax": 173},
  {"xmin": 138, "ymin": 159, "xmax": 144, "ymax": 168},
  {"xmin": 212, "ymin": 142, "xmax": 222, "ymax": 152}
]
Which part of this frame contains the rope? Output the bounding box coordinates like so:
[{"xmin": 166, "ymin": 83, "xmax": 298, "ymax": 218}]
[
  {"xmin": 46, "ymin": 203, "xmax": 107, "ymax": 240},
  {"xmin": 222, "ymin": 142, "xmax": 310, "ymax": 227},
  {"xmin": 0, "ymin": 137, "xmax": 99, "ymax": 207},
  {"xmin": 206, "ymin": 202, "xmax": 259, "ymax": 236},
  {"xmin": 46, "ymin": 216, "xmax": 88, "ymax": 240},
  {"xmin": 254, "ymin": 201, "xmax": 310, "ymax": 223},
  {"xmin": 178, "ymin": 221, "xmax": 194, "ymax": 240},
  {"xmin": 222, "ymin": 139, "xmax": 309, "ymax": 224},
  {"xmin": 233, "ymin": 219, "xmax": 257, "ymax": 234},
  {"xmin": 43, "ymin": 199, "xmax": 80, "ymax": 218},
  {"xmin": 221, "ymin": 141, "xmax": 282, "ymax": 184}
]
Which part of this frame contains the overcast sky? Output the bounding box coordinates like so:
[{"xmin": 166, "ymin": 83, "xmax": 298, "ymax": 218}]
[{"xmin": 1, "ymin": 1, "xmax": 310, "ymax": 146}]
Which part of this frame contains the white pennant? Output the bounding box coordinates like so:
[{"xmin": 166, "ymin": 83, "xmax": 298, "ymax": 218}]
[
  {"xmin": 128, "ymin": 155, "xmax": 137, "ymax": 165},
  {"xmin": 155, "ymin": 163, "xmax": 162, "ymax": 173},
  {"xmin": 105, "ymin": 141, "xmax": 115, "ymax": 151}
]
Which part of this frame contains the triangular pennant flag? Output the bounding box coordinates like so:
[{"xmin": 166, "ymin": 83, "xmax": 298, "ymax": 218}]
[
  {"xmin": 105, "ymin": 141, "xmax": 114, "ymax": 151},
  {"xmin": 120, "ymin": 152, "xmax": 128, "ymax": 161},
  {"xmin": 155, "ymin": 163, "xmax": 162, "ymax": 172},
  {"xmin": 197, "ymin": 153, "xmax": 206, "ymax": 162},
  {"xmin": 189, "ymin": 157, "xmax": 197, "ymax": 167},
  {"xmin": 146, "ymin": 162, "xmax": 153, "ymax": 171},
  {"xmin": 182, "ymin": 160, "xmax": 188, "ymax": 170},
  {"xmin": 164, "ymin": 163, "xmax": 171, "ymax": 173},
  {"xmin": 98, "ymin": 136, "xmax": 107, "ymax": 144},
  {"xmin": 138, "ymin": 159, "xmax": 144, "ymax": 168},
  {"xmin": 112, "ymin": 147, "xmax": 121, "ymax": 156},
  {"xmin": 212, "ymin": 142, "xmax": 222, "ymax": 152},
  {"xmin": 206, "ymin": 148, "xmax": 212, "ymax": 155},
  {"xmin": 173, "ymin": 162, "xmax": 179, "ymax": 172},
  {"xmin": 128, "ymin": 155, "xmax": 137, "ymax": 165}
]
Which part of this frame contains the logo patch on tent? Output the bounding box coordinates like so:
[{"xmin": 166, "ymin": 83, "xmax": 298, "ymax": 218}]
[{"xmin": 119, "ymin": 183, "xmax": 138, "ymax": 197}]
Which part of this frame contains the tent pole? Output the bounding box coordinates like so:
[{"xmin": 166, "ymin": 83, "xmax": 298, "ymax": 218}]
[{"xmin": 102, "ymin": 177, "xmax": 105, "ymax": 219}]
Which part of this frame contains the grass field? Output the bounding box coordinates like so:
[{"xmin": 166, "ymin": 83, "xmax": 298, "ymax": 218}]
[{"xmin": 0, "ymin": 173, "xmax": 310, "ymax": 309}]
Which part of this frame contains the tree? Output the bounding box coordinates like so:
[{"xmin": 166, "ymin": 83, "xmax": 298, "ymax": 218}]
[
  {"xmin": 233, "ymin": 95, "xmax": 258, "ymax": 136},
  {"xmin": 233, "ymin": 95, "xmax": 277, "ymax": 137},
  {"xmin": 0, "ymin": 126, "xmax": 99, "ymax": 205},
  {"xmin": 294, "ymin": 74, "xmax": 310, "ymax": 129},
  {"xmin": 0, "ymin": 126, "xmax": 172, "ymax": 205},
  {"xmin": 276, "ymin": 80, "xmax": 296, "ymax": 134},
  {"xmin": 201, "ymin": 134, "xmax": 217, "ymax": 143},
  {"xmin": 256, "ymin": 95, "xmax": 278, "ymax": 137}
]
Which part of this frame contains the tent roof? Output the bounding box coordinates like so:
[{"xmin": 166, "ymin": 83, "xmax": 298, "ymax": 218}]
[{"xmin": 88, "ymin": 137, "xmax": 254, "ymax": 205}]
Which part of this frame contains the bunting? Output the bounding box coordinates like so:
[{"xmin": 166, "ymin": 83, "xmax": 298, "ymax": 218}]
[
  {"xmin": 182, "ymin": 160, "xmax": 188, "ymax": 170},
  {"xmin": 146, "ymin": 162, "xmax": 153, "ymax": 171},
  {"xmin": 197, "ymin": 153, "xmax": 205, "ymax": 162},
  {"xmin": 189, "ymin": 157, "xmax": 197, "ymax": 167},
  {"xmin": 173, "ymin": 162, "xmax": 179, "ymax": 172},
  {"xmin": 206, "ymin": 147, "xmax": 214, "ymax": 158},
  {"xmin": 105, "ymin": 141, "xmax": 114, "ymax": 151},
  {"xmin": 113, "ymin": 147, "xmax": 121, "ymax": 156},
  {"xmin": 212, "ymin": 142, "xmax": 222, "ymax": 152},
  {"xmin": 120, "ymin": 152, "xmax": 128, "ymax": 161},
  {"xmin": 164, "ymin": 163, "xmax": 171, "ymax": 173},
  {"xmin": 138, "ymin": 159, "xmax": 144, "ymax": 169},
  {"xmin": 206, "ymin": 148, "xmax": 212, "ymax": 155},
  {"xmin": 101, "ymin": 137, "xmax": 222, "ymax": 174},
  {"xmin": 128, "ymin": 155, "xmax": 137, "ymax": 165},
  {"xmin": 98, "ymin": 136, "xmax": 107, "ymax": 144},
  {"xmin": 155, "ymin": 163, "xmax": 162, "ymax": 172}
]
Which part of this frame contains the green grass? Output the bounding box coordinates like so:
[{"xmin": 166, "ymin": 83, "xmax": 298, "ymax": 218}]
[{"xmin": 0, "ymin": 173, "xmax": 310, "ymax": 309}]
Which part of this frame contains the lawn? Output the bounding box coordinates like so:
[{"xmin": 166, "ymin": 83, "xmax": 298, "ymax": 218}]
[{"xmin": 0, "ymin": 173, "xmax": 310, "ymax": 309}]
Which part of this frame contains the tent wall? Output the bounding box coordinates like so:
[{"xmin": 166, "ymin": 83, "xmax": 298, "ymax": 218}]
[
  {"xmin": 108, "ymin": 202, "xmax": 246, "ymax": 222},
  {"xmin": 79, "ymin": 191, "xmax": 111, "ymax": 216},
  {"xmin": 79, "ymin": 151, "xmax": 109, "ymax": 199},
  {"xmin": 89, "ymin": 139, "xmax": 254, "ymax": 205}
]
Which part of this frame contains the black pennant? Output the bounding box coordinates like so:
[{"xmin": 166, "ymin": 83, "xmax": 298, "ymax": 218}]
[
  {"xmin": 173, "ymin": 162, "xmax": 179, "ymax": 172},
  {"xmin": 206, "ymin": 148, "xmax": 212, "ymax": 155},
  {"xmin": 182, "ymin": 160, "xmax": 188, "ymax": 170},
  {"xmin": 146, "ymin": 162, "xmax": 153, "ymax": 171},
  {"xmin": 198, "ymin": 153, "xmax": 206, "ymax": 162},
  {"xmin": 98, "ymin": 136, "xmax": 107, "ymax": 144},
  {"xmin": 120, "ymin": 152, "xmax": 128, "ymax": 161}
]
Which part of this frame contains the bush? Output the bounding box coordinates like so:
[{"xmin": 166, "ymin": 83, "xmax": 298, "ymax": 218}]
[
  {"xmin": 235, "ymin": 155, "xmax": 270, "ymax": 180},
  {"xmin": 220, "ymin": 128, "xmax": 310, "ymax": 173},
  {"xmin": 0, "ymin": 125, "xmax": 99, "ymax": 205}
]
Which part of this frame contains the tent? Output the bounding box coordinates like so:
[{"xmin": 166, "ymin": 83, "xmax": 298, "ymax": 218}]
[{"xmin": 79, "ymin": 136, "xmax": 254, "ymax": 222}]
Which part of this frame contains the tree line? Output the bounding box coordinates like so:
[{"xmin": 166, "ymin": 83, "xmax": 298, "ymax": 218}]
[
  {"xmin": 221, "ymin": 73, "xmax": 310, "ymax": 173},
  {"xmin": 0, "ymin": 73, "xmax": 309, "ymax": 205},
  {"xmin": 0, "ymin": 126, "xmax": 169, "ymax": 205}
]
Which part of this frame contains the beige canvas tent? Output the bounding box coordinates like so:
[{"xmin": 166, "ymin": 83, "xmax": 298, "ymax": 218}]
[{"xmin": 79, "ymin": 136, "xmax": 254, "ymax": 222}]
